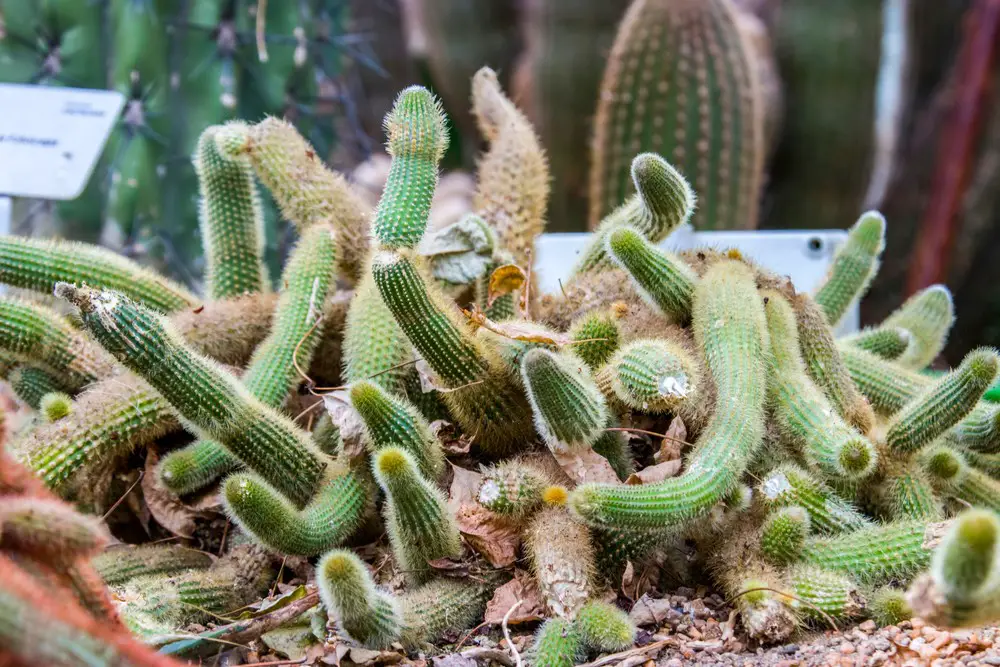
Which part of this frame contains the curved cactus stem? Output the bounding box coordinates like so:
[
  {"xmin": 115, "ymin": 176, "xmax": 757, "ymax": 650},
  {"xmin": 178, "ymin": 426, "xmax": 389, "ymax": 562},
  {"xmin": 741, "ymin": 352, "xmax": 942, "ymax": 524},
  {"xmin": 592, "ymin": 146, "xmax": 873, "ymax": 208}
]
[
  {"xmin": 839, "ymin": 326, "xmax": 910, "ymax": 360},
  {"xmin": 398, "ymin": 576, "xmax": 499, "ymax": 649},
  {"xmin": 317, "ymin": 550, "xmax": 402, "ymax": 649},
  {"xmin": 9, "ymin": 365, "xmax": 65, "ymax": 409},
  {"xmin": 786, "ymin": 565, "xmax": 865, "ymax": 624},
  {"xmin": 597, "ymin": 337, "xmax": 702, "ymax": 419},
  {"xmin": 812, "ymin": 211, "xmax": 886, "ymax": 327},
  {"xmin": 576, "ymin": 599, "xmax": 637, "ymax": 653},
  {"xmin": 759, "ymin": 465, "xmax": 872, "ymax": 535},
  {"xmin": 605, "ymin": 226, "xmax": 697, "ymax": 322},
  {"xmin": 879, "ymin": 285, "xmax": 954, "ymax": 370},
  {"xmin": 92, "ymin": 545, "xmax": 213, "ymax": 587},
  {"xmin": 478, "ymin": 458, "xmax": 551, "ymax": 519},
  {"xmin": 0, "ymin": 497, "xmax": 109, "ymax": 564}
]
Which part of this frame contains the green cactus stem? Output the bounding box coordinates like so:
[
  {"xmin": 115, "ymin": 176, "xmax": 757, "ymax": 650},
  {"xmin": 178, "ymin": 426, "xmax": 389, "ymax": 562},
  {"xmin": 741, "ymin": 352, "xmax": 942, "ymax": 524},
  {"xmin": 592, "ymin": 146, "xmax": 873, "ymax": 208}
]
[
  {"xmin": 531, "ymin": 618, "xmax": 585, "ymax": 667},
  {"xmin": 841, "ymin": 328, "xmax": 910, "ymax": 363},
  {"xmin": 764, "ymin": 291, "xmax": 876, "ymax": 481},
  {"xmin": 56, "ymin": 283, "xmax": 327, "ymax": 508},
  {"xmin": 214, "ymin": 117, "xmax": 370, "ymax": 282},
  {"xmin": 0, "ymin": 235, "xmax": 198, "ymax": 313},
  {"xmin": 526, "ymin": 504, "xmax": 595, "ymax": 619},
  {"xmin": 868, "ymin": 587, "xmax": 913, "ymax": 625},
  {"xmin": 878, "ymin": 285, "xmax": 954, "ymax": 370},
  {"xmin": 576, "ymin": 153, "xmax": 695, "ymax": 275},
  {"xmin": 0, "ymin": 299, "xmax": 114, "ymax": 392},
  {"xmin": 471, "ymin": 66, "xmax": 550, "ymax": 268},
  {"xmin": 9, "ymin": 365, "xmax": 64, "ymax": 409},
  {"xmin": 569, "ymin": 260, "xmax": 768, "ymax": 532},
  {"xmin": 787, "ymin": 566, "xmax": 865, "ymax": 624},
  {"xmin": 812, "ymin": 211, "xmax": 885, "ymax": 327},
  {"xmin": 158, "ymin": 224, "xmax": 337, "ymax": 495},
  {"xmin": 22, "ymin": 374, "xmax": 179, "ymax": 491},
  {"xmin": 522, "ymin": 348, "xmax": 608, "ymax": 452},
  {"xmin": 567, "ymin": 309, "xmax": 621, "ymax": 370},
  {"xmin": 372, "ymin": 86, "xmax": 448, "ymax": 250},
  {"xmin": 885, "ymin": 348, "xmax": 998, "ymax": 452},
  {"xmin": 373, "ymin": 447, "xmax": 462, "ymax": 583},
  {"xmin": 759, "ymin": 465, "xmax": 872, "ymax": 535},
  {"xmin": 371, "ymin": 250, "xmax": 534, "ymax": 453},
  {"xmin": 589, "ymin": 0, "xmax": 763, "ymax": 232},
  {"xmin": 761, "ymin": 506, "xmax": 810, "ymax": 567},
  {"xmin": 793, "ymin": 293, "xmax": 874, "ymax": 434},
  {"xmin": 921, "ymin": 445, "xmax": 1000, "ymax": 513},
  {"xmin": 222, "ymin": 466, "xmax": 367, "ymax": 557},
  {"xmin": 576, "ymin": 599, "xmax": 637, "ymax": 653},
  {"xmin": 592, "ymin": 420, "xmax": 636, "ymax": 481},
  {"xmin": 909, "ymin": 509, "xmax": 1000, "ymax": 628},
  {"xmin": 0, "ymin": 497, "xmax": 108, "ymax": 564},
  {"xmin": 92, "ymin": 545, "xmax": 213, "ymax": 587},
  {"xmin": 597, "ymin": 337, "xmax": 702, "ymax": 417},
  {"xmin": 351, "ymin": 380, "xmax": 446, "ymax": 481},
  {"xmin": 798, "ymin": 520, "xmax": 948, "ymax": 586},
  {"xmin": 342, "ymin": 272, "xmax": 415, "ymax": 396},
  {"xmin": 398, "ymin": 576, "xmax": 499, "ymax": 650},
  {"xmin": 194, "ymin": 124, "xmax": 268, "ymax": 300},
  {"xmin": 39, "ymin": 392, "xmax": 73, "ymax": 423},
  {"xmin": 317, "ymin": 550, "xmax": 401, "ymax": 649},
  {"xmin": 880, "ymin": 463, "xmax": 943, "ymax": 521},
  {"xmin": 478, "ymin": 459, "xmax": 551, "ymax": 519}
]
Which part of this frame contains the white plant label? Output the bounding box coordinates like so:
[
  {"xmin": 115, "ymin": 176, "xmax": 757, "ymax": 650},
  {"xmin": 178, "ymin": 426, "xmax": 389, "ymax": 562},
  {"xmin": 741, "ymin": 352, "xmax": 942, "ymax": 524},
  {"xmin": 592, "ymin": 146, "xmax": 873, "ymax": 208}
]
[{"xmin": 0, "ymin": 84, "xmax": 125, "ymax": 200}]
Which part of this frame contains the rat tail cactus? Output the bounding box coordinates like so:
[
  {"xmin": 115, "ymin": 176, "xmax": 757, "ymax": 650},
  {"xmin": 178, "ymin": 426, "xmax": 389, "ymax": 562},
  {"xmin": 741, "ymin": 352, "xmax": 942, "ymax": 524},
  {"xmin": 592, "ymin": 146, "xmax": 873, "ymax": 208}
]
[
  {"xmin": 531, "ymin": 617, "xmax": 585, "ymax": 667},
  {"xmin": 605, "ymin": 226, "xmax": 698, "ymax": 322},
  {"xmin": 576, "ymin": 599, "xmax": 637, "ymax": 653},
  {"xmin": 317, "ymin": 549, "xmax": 402, "ymax": 649},
  {"xmin": 841, "ymin": 326, "xmax": 911, "ymax": 361},
  {"xmin": 596, "ymin": 338, "xmax": 702, "ymax": 419},
  {"xmin": 878, "ymin": 285, "xmax": 955, "ymax": 371},
  {"xmin": 812, "ymin": 211, "xmax": 885, "ymax": 327},
  {"xmin": 522, "ymin": 348, "xmax": 608, "ymax": 452},
  {"xmin": 526, "ymin": 503, "xmax": 595, "ymax": 619}
]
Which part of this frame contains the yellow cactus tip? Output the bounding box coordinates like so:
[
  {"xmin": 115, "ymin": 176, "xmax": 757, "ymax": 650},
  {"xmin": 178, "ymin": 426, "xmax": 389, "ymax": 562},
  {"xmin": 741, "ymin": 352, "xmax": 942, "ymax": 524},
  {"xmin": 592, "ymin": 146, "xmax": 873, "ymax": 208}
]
[
  {"xmin": 376, "ymin": 448, "xmax": 410, "ymax": 476},
  {"xmin": 323, "ymin": 554, "xmax": 355, "ymax": 579},
  {"xmin": 726, "ymin": 248, "xmax": 743, "ymax": 260},
  {"xmin": 542, "ymin": 485, "xmax": 569, "ymax": 506}
]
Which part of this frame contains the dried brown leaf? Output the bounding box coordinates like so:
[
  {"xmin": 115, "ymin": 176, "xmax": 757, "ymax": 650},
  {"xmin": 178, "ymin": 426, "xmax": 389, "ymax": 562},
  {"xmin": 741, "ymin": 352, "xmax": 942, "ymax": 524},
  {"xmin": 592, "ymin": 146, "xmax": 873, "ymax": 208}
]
[
  {"xmin": 483, "ymin": 569, "xmax": 546, "ymax": 625},
  {"xmin": 321, "ymin": 391, "xmax": 366, "ymax": 458},
  {"xmin": 142, "ymin": 451, "xmax": 222, "ymax": 538},
  {"xmin": 654, "ymin": 417, "xmax": 688, "ymax": 464},
  {"xmin": 624, "ymin": 459, "xmax": 683, "ymax": 485},
  {"xmin": 462, "ymin": 304, "xmax": 571, "ymax": 345},
  {"xmin": 432, "ymin": 420, "xmax": 473, "ymax": 456},
  {"xmin": 447, "ymin": 463, "xmax": 483, "ymax": 513},
  {"xmin": 454, "ymin": 504, "xmax": 521, "ymax": 567},
  {"xmin": 552, "ymin": 447, "xmax": 620, "ymax": 485},
  {"xmin": 487, "ymin": 264, "xmax": 527, "ymax": 307}
]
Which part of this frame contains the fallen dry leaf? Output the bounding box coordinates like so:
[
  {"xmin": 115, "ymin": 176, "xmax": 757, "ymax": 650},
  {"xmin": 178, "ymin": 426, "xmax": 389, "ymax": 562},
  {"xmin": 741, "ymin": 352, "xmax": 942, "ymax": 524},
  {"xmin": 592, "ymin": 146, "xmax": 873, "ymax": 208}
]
[
  {"xmin": 552, "ymin": 446, "xmax": 620, "ymax": 485},
  {"xmin": 654, "ymin": 417, "xmax": 688, "ymax": 464},
  {"xmin": 454, "ymin": 504, "xmax": 521, "ymax": 567},
  {"xmin": 625, "ymin": 459, "xmax": 683, "ymax": 485},
  {"xmin": 142, "ymin": 451, "xmax": 222, "ymax": 538},
  {"xmin": 432, "ymin": 420, "xmax": 473, "ymax": 456},
  {"xmin": 487, "ymin": 264, "xmax": 527, "ymax": 308},
  {"xmin": 321, "ymin": 391, "xmax": 367, "ymax": 458},
  {"xmin": 447, "ymin": 463, "xmax": 483, "ymax": 513},
  {"xmin": 462, "ymin": 304, "xmax": 571, "ymax": 345},
  {"xmin": 484, "ymin": 569, "xmax": 546, "ymax": 625}
]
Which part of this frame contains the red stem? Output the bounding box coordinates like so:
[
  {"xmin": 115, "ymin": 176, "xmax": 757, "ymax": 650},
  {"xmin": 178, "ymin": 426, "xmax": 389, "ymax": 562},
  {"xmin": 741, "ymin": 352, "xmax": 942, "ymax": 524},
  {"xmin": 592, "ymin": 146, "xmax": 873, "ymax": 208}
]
[{"xmin": 907, "ymin": 0, "xmax": 1000, "ymax": 294}]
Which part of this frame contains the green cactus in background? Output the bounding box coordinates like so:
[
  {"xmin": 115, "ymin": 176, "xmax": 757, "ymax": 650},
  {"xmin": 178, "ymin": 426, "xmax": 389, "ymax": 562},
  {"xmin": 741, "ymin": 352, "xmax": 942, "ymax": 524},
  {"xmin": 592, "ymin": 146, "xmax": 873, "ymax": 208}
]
[
  {"xmin": 56, "ymin": 283, "xmax": 327, "ymax": 508},
  {"xmin": 223, "ymin": 466, "xmax": 367, "ymax": 557},
  {"xmin": 373, "ymin": 447, "xmax": 462, "ymax": 583},
  {"xmin": 765, "ymin": 291, "xmax": 875, "ymax": 481},
  {"xmin": 841, "ymin": 327, "xmax": 911, "ymax": 360},
  {"xmin": 8, "ymin": 366, "xmax": 63, "ymax": 410},
  {"xmin": 878, "ymin": 285, "xmax": 955, "ymax": 370},
  {"xmin": 531, "ymin": 618, "xmax": 585, "ymax": 667},
  {"xmin": 576, "ymin": 599, "xmax": 636, "ymax": 653},
  {"xmin": 575, "ymin": 154, "xmax": 694, "ymax": 275},
  {"xmin": 885, "ymin": 349, "xmax": 998, "ymax": 452},
  {"xmin": 569, "ymin": 260, "xmax": 768, "ymax": 532},
  {"xmin": 317, "ymin": 549, "xmax": 401, "ymax": 649},
  {"xmin": 522, "ymin": 348, "xmax": 608, "ymax": 452},
  {"xmin": 158, "ymin": 223, "xmax": 337, "ymax": 495},
  {"xmin": 194, "ymin": 124, "xmax": 268, "ymax": 300},
  {"xmin": 812, "ymin": 212, "xmax": 886, "ymax": 327},
  {"xmin": 92, "ymin": 545, "xmax": 213, "ymax": 587},
  {"xmin": 606, "ymin": 227, "xmax": 697, "ymax": 322},
  {"xmin": 0, "ymin": 236, "xmax": 199, "ymax": 313},
  {"xmin": 590, "ymin": 0, "xmax": 763, "ymax": 231}
]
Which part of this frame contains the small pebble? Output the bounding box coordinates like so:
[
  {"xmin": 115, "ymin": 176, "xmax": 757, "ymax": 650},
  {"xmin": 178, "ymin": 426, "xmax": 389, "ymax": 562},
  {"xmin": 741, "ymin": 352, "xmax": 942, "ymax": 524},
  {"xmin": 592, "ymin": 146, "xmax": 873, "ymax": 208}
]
[
  {"xmin": 840, "ymin": 642, "xmax": 855, "ymax": 655},
  {"xmin": 859, "ymin": 620, "xmax": 877, "ymax": 633}
]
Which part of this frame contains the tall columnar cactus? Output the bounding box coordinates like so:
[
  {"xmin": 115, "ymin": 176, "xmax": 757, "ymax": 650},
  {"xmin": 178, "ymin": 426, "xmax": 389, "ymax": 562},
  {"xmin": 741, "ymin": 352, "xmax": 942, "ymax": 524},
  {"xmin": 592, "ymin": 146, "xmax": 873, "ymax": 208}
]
[
  {"xmin": 526, "ymin": 504, "xmax": 595, "ymax": 619},
  {"xmin": 342, "ymin": 273, "xmax": 415, "ymax": 396},
  {"xmin": 373, "ymin": 447, "xmax": 462, "ymax": 583},
  {"xmin": 812, "ymin": 211, "xmax": 885, "ymax": 327},
  {"xmin": 570, "ymin": 260, "xmax": 767, "ymax": 532},
  {"xmin": 763, "ymin": 291, "xmax": 876, "ymax": 481},
  {"xmin": 215, "ymin": 117, "xmax": 370, "ymax": 282},
  {"xmin": 0, "ymin": 236, "xmax": 199, "ymax": 313},
  {"xmin": 589, "ymin": 0, "xmax": 763, "ymax": 231},
  {"xmin": 372, "ymin": 86, "xmax": 449, "ymax": 250},
  {"xmin": 575, "ymin": 154, "xmax": 694, "ymax": 275},
  {"xmin": 471, "ymin": 66, "xmax": 550, "ymax": 268},
  {"xmin": 317, "ymin": 550, "xmax": 401, "ymax": 649},
  {"xmin": 55, "ymin": 284, "xmax": 327, "ymax": 508},
  {"xmin": 522, "ymin": 348, "xmax": 608, "ymax": 452},
  {"xmin": 884, "ymin": 349, "xmax": 998, "ymax": 452},
  {"xmin": 371, "ymin": 250, "xmax": 535, "ymax": 453},
  {"xmin": 606, "ymin": 227, "xmax": 697, "ymax": 322},
  {"xmin": 158, "ymin": 224, "xmax": 337, "ymax": 495},
  {"xmin": 597, "ymin": 338, "xmax": 702, "ymax": 418},
  {"xmin": 878, "ymin": 285, "xmax": 955, "ymax": 370},
  {"xmin": 194, "ymin": 123, "xmax": 268, "ymax": 300}
]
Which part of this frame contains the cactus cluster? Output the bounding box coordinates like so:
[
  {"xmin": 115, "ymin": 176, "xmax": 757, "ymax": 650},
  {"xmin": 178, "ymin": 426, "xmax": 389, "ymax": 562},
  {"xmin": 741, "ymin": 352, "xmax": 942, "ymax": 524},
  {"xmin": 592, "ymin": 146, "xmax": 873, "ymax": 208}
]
[{"xmin": 7, "ymin": 64, "xmax": 1000, "ymax": 666}]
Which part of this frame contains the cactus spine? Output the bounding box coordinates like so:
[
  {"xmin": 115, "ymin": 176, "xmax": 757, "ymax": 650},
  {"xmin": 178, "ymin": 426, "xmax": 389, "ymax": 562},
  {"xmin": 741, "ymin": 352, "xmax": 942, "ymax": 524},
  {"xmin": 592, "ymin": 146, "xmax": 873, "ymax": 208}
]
[
  {"xmin": 812, "ymin": 212, "xmax": 885, "ymax": 327},
  {"xmin": 590, "ymin": 0, "xmax": 763, "ymax": 231}
]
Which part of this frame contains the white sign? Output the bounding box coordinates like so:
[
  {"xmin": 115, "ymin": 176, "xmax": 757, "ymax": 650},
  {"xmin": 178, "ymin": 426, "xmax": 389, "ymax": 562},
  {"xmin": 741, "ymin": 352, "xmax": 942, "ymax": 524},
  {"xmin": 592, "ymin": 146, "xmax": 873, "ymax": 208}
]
[
  {"xmin": 534, "ymin": 227, "xmax": 859, "ymax": 334},
  {"xmin": 0, "ymin": 84, "xmax": 125, "ymax": 200}
]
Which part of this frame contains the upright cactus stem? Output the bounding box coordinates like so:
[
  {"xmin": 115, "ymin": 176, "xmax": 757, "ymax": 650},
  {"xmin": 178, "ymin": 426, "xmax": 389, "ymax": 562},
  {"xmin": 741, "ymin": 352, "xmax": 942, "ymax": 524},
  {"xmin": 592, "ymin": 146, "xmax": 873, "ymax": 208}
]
[
  {"xmin": 373, "ymin": 86, "xmax": 448, "ymax": 250},
  {"xmin": 813, "ymin": 211, "xmax": 885, "ymax": 326},
  {"xmin": 885, "ymin": 348, "xmax": 999, "ymax": 452},
  {"xmin": 526, "ymin": 504, "xmax": 595, "ymax": 619},
  {"xmin": 522, "ymin": 348, "xmax": 608, "ymax": 451},
  {"xmin": 764, "ymin": 291, "xmax": 876, "ymax": 481},
  {"xmin": 879, "ymin": 285, "xmax": 954, "ymax": 370},
  {"xmin": 575, "ymin": 153, "xmax": 695, "ymax": 275},
  {"xmin": 0, "ymin": 235, "xmax": 198, "ymax": 313},
  {"xmin": 373, "ymin": 447, "xmax": 462, "ymax": 583},
  {"xmin": 569, "ymin": 260, "xmax": 768, "ymax": 532},
  {"xmin": 317, "ymin": 550, "xmax": 402, "ymax": 649},
  {"xmin": 606, "ymin": 227, "xmax": 697, "ymax": 321},
  {"xmin": 55, "ymin": 283, "xmax": 327, "ymax": 508},
  {"xmin": 159, "ymin": 224, "xmax": 337, "ymax": 495},
  {"xmin": 194, "ymin": 124, "xmax": 268, "ymax": 300},
  {"xmin": 760, "ymin": 506, "xmax": 809, "ymax": 567}
]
